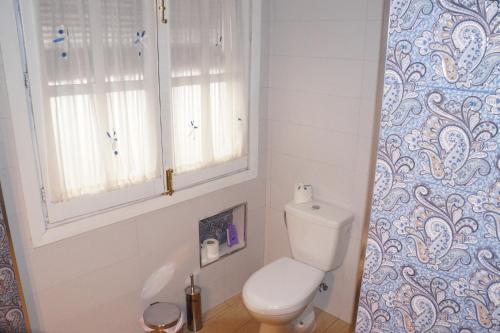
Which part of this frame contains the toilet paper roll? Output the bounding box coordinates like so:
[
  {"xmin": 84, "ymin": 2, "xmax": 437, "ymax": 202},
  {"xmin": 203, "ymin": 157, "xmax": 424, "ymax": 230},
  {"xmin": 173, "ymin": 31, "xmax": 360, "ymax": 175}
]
[
  {"xmin": 294, "ymin": 183, "xmax": 313, "ymax": 204},
  {"xmin": 204, "ymin": 238, "xmax": 219, "ymax": 259}
]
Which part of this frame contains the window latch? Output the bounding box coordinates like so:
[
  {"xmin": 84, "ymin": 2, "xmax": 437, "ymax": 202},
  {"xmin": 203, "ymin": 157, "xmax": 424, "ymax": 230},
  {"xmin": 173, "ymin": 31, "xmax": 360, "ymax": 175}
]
[
  {"xmin": 164, "ymin": 168, "xmax": 174, "ymax": 196},
  {"xmin": 159, "ymin": 0, "xmax": 167, "ymax": 24}
]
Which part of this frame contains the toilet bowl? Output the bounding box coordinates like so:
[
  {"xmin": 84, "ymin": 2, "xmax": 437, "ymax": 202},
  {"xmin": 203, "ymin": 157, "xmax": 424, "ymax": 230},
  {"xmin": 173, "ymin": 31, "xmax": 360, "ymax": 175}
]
[
  {"xmin": 242, "ymin": 200, "xmax": 353, "ymax": 333},
  {"xmin": 242, "ymin": 257, "xmax": 324, "ymax": 333}
]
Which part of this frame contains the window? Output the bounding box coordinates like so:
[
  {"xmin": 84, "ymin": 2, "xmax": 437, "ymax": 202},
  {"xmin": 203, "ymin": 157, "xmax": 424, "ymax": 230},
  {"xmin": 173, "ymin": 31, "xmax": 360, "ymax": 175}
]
[
  {"xmin": 166, "ymin": 0, "xmax": 252, "ymax": 190},
  {"xmin": 170, "ymin": 0, "xmax": 249, "ymax": 173},
  {"xmin": 35, "ymin": 0, "xmax": 164, "ymax": 223},
  {"xmin": 2, "ymin": 0, "xmax": 261, "ymax": 245}
]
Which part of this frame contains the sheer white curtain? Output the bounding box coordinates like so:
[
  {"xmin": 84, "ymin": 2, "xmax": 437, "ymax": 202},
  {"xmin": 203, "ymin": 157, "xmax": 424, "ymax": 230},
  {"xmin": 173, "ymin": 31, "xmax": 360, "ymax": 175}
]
[
  {"xmin": 36, "ymin": 0, "xmax": 161, "ymax": 202},
  {"xmin": 169, "ymin": 0, "xmax": 250, "ymax": 174}
]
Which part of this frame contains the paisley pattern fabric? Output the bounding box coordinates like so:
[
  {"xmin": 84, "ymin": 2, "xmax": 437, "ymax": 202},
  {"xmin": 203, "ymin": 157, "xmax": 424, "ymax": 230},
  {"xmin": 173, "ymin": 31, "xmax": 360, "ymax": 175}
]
[
  {"xmin": 356, "ymin": 1, "xmax": 499, "ymax": 332},
  {"xmin": 0, "ymin": 188, "xmax": 28, "ymax": 332}
]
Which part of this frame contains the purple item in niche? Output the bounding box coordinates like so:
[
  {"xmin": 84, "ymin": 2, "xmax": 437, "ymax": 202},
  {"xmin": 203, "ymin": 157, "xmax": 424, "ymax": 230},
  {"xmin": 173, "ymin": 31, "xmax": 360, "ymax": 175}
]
[{"xmin": 226, "ymin": 223, "xmax": 239, "ymax": 247}]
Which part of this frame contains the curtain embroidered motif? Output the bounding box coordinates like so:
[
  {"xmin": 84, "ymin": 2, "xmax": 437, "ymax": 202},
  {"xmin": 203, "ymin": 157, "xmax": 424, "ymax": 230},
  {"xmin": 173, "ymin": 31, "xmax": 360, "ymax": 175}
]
[
  {"xmin": 106, "ymin": 130, "xmax": 119, "ymax": 156},
  {"xmin": 133, "ymin": 30, "xmax": 146, "ymax": 57},
  {"xmin": 51, "ymin": 25, "xmax": 69, "ymax": 60}
]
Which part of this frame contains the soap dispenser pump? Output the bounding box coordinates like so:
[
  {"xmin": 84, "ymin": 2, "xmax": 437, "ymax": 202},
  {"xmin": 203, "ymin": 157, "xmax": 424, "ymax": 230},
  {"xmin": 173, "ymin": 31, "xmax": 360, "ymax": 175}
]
[{"xmin": 185, "ymin": 273, "xmax": 202, "ymax": 331}]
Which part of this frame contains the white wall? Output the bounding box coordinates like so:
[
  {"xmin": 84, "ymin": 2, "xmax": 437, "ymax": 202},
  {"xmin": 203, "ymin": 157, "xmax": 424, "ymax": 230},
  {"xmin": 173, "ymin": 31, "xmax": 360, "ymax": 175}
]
[
  {"xmin": 0, "ymin": 13, "xmax": 269, "ymax": 333},
  {"xmin": 262, "ymin": 0, "xmax": 386, "ymax": 323}
]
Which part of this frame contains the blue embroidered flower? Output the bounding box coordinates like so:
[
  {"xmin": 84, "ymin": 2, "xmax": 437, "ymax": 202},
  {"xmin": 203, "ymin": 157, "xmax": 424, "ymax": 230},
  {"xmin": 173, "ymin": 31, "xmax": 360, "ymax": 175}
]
[
  {"xmin": 188, "ymin": 121, "xmax": 199, "ymax": 139},
  {"xmin": 106, "ymin": 131, "xmax": 119, "ymax": 156},
  {"xmin": 52, "ymin": 29, "xmax": 65, "ymax": 43},
  {"xmin": 134, "ymin": 30, "xmax": 146, "ymax": 56},
  {"xmin": 52, "ymin": 25, "xmax": 69, "ymax": 60},
  {"xmin": 215, "ymin": 35, "xmax": 223, "ymax": 47}
]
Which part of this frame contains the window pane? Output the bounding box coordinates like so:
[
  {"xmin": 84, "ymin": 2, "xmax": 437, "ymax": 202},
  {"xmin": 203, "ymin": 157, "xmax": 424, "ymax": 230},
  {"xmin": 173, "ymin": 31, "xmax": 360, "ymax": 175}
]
[
  {"xmin": 169, "ymin": 0, "xmax": 250, "ymax": 174},
  {"xmin": 36, "ymin": 0, "xmax": 161, "ymax": 202},
  {"xmin": 171, "ymin": 85, "xmax": 203, "ymax": 171}
]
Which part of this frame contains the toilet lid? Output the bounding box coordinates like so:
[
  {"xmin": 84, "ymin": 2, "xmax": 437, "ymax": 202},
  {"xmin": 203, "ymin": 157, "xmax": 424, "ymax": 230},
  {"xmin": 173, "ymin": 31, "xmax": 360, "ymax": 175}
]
[{"xmin": 243, "ymin": 257, "xmax": 324, "ymax": 316}]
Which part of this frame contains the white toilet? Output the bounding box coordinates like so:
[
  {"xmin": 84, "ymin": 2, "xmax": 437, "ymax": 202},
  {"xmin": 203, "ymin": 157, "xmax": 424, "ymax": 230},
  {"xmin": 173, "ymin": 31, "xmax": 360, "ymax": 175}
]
[{"xmin": 243, "ymin": 200, "xmax": 353, "ymax": 333}]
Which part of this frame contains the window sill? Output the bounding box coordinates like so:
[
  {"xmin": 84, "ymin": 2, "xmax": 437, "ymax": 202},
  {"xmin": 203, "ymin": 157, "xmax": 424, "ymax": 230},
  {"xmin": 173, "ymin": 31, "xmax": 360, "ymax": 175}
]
[{"xmin": 34, "ymin": 168, "xmax": 257, "ymax": 247}]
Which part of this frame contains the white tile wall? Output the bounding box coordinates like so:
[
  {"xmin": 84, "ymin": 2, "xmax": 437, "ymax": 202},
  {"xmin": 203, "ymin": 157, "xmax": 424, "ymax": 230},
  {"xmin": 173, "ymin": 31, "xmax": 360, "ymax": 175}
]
[
  {"xmin": 263, "ymin": 0, "xmax": 385, "ymax": 323},
  {"xmin": 268, "ymin": 89, "xmax": 360, "ymax": 135},
  {"xmin": 269, "ymin": 56, "xmax": 364, "ymax": 97},
  {"xmin": 270, "ymin": 21, "xmax": 366, "ymax": 59},
  {"xmin": 271, "ymin": 0, "xmax": 367, "ymax": 21}
]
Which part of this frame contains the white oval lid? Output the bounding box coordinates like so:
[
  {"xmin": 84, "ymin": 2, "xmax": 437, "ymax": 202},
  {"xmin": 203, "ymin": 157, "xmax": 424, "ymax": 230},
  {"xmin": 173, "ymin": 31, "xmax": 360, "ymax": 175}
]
[
  {"xmin": 285, "ymin": 200, "xmax": 353, "ymax": 229},
  {"xmin": 243, "ymin": 257, "xmax": 324, "ymax": 315}
]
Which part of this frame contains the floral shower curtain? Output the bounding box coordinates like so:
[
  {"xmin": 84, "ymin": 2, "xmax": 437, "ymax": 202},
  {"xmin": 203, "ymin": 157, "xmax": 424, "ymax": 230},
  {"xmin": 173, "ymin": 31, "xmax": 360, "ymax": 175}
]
[
  {"xmin": 355, "ymin": 0, "xmax": 499, "ymax": 332},
  {"xmin": 0, "ymin": 184, "xmax": 30, "ymax": 332}
]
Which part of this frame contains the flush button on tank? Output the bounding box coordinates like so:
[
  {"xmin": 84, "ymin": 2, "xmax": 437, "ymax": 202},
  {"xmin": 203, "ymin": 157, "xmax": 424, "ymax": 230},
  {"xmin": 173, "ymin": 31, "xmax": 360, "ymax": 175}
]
[{"xmin": 312, "ymin": 205, "xmax": 320, "ymax": 210}]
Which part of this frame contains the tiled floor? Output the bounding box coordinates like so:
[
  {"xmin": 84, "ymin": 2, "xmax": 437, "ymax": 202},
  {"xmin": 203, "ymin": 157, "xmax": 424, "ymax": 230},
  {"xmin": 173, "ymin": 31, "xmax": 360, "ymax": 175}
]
[{"xmin": 188, "ymin": 294, "xmax": 353, "ymax": 333}]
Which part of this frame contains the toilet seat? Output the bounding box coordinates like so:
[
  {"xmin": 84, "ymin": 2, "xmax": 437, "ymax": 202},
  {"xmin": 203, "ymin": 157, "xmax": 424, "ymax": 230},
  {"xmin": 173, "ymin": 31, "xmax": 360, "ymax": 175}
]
[{"xmin": 242, "ymin": 257, "xmax": 324, "ymax": 316}]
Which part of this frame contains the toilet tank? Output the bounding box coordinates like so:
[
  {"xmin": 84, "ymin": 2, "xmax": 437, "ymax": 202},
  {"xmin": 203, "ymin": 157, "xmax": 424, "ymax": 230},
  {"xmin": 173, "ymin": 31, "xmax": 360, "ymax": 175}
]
[{"xmin": 285, "ymin": 200, "xmax": 353, "ymax": 272}]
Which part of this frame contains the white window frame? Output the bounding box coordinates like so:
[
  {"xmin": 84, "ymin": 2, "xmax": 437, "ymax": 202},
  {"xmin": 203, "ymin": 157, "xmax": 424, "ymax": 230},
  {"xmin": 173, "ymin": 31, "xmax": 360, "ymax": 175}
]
[
  {"xmin": 0, "ymin": 0, "xmax": 261, "ymax": 247},
  {"xmin": 21, "ymin": 0, "xmax": 168, "ymax": 225}
]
